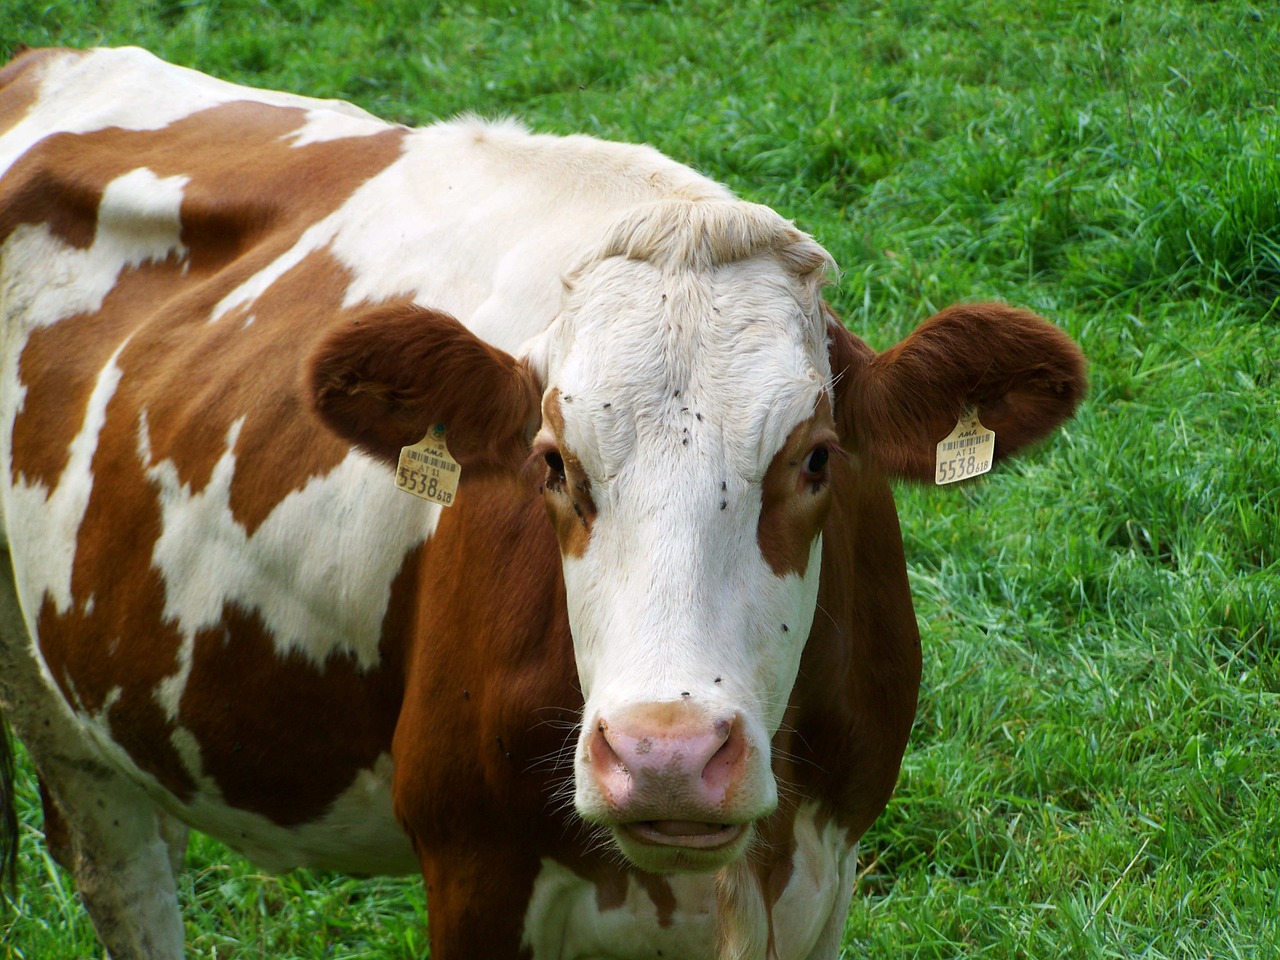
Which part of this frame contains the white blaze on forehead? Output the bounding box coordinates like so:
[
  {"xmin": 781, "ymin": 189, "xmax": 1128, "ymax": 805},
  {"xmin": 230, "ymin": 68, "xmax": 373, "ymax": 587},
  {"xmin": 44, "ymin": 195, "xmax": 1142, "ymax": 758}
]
[
  {"xmin": 550, "ymin": 252, "xmax": 829, "ymax": 486},
  {"xmin": 541, "ymin": 204, "xmax": 837, "ymax": 822},
  {"xmin": 545, "ymin": 234, "xmax": 831, "ymax": 727}
]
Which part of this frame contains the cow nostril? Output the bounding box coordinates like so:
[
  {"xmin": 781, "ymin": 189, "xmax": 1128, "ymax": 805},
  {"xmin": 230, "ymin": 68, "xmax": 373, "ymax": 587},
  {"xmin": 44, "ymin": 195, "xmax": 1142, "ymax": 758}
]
[
  {"xmin": 590, "ymin": 721, "xmax": 627, "ymax": 776},
  {"xmin": 700, "ymin": 719, "xmax": 743, "ymax": 793},
  {"xmin": 706, "ymin": 733, "xmax": 732, "ymax": 771}
]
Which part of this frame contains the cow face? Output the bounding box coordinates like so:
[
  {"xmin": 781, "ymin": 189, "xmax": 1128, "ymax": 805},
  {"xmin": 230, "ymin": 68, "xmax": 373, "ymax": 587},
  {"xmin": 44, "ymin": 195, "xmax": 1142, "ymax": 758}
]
[
  {"xmin": 524, "ymin": 233, "xmax": 837, "ymax": 871},
  {"xmin": 309, "ymin": 200, "xmax": 1086, "ymax": 876}
]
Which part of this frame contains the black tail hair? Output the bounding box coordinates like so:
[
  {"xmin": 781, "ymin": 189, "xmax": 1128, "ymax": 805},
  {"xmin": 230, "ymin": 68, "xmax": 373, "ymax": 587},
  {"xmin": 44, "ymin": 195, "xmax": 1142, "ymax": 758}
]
[{"xmin": 0, "ymin": 715, "xmax": 17, "ymax": 893}]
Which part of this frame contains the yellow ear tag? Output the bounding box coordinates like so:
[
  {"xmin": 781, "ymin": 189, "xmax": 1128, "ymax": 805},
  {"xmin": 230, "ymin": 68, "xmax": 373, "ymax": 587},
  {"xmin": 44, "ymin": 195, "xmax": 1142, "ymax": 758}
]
[
  {"xmin": 395, "ymin": 424, "xmax": 460, "ymax": 506},
  {"xmin": 935, "ymin": 408, "xmax": 995, "ymax": 485}
]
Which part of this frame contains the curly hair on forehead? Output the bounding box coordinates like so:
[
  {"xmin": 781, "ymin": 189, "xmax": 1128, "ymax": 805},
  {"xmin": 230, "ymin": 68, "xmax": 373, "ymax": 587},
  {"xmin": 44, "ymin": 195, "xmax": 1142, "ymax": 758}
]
[{"xmin": 568, "ymin": 198, "xmax": 835, "ymax": 283}]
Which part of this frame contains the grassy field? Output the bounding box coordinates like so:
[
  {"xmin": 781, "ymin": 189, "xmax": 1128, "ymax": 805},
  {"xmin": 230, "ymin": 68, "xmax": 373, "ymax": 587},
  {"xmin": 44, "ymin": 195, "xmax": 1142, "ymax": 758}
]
[{"xmin": 2, "ymin": 1, "xmax": 1278, "ymax": 957}]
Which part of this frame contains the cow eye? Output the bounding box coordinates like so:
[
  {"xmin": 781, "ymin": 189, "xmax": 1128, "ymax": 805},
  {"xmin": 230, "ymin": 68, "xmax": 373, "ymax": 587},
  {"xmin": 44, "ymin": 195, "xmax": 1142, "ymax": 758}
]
[
  {"xmin": 800, "ymin": 445, "xmax": 830, "ymax": 493},
  {"xmin": 544, "ymin": 450, "xmax": 567, "ymax": 487},
  {"xmin": 803, "ymin": 446, "xmax": 829, "ymax": 475}
]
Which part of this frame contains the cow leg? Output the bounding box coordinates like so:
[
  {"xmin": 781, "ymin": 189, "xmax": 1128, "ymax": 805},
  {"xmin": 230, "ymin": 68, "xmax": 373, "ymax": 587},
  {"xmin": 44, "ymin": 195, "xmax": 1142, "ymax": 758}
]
[
  {"xmin": 0, "ymin": 555, "xmax": 184, "ymax": 958},
  {"xmin": 47, "ymin": 773, "xmax": 185, "ymax": 959},
  {"xmin": 157, "ymin": 808, "xmax": 190, "ymax": 880},
  {"xmin": 43, "ymin": 770, "xmax": 188, "ymax": 883},
  {"xmin": 15, "ymin": 725, "xmax": 187, "ymax": 959},
  {"xmin": 419, "ymin": 846, "xmax": 542, "ymax": 958}
]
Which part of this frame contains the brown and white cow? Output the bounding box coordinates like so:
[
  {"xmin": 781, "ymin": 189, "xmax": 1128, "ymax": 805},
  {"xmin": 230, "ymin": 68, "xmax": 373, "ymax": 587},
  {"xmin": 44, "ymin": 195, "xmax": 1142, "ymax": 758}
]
[{"xmin": 0, "ymin": 46, "xmax": 1085, "ymax": 959}]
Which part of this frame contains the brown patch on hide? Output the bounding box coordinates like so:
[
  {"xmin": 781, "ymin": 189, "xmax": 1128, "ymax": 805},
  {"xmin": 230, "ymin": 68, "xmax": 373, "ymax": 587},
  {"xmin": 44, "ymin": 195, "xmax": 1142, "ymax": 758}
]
[
  {"xmin": 33, "ymin": 426, "xmax": 197, "ymax": 801},
  {"xmin": 756, "ymin": 395, "xmax": 839, "ymax": 577},
  {"xmin": 534, "ymin": 390, "xmax": 596, "ymax": 559},
  {"xmin": 4, "ymin": 96, "xmax": 405, "ymax": 503},
  {"xmin": 178, "ymin": 549, "xmax": 416, "ymax": 826},
  {"xmin": 0, "ymin": 47, "xmax": 54, "ymax": 138}
]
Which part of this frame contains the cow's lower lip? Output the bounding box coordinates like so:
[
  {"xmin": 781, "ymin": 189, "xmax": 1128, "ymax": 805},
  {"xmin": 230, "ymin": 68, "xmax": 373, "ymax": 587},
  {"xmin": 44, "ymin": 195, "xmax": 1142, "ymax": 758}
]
[{"xmin": 621, "ymin": 821, "xmax": 747, "ymax": 850}]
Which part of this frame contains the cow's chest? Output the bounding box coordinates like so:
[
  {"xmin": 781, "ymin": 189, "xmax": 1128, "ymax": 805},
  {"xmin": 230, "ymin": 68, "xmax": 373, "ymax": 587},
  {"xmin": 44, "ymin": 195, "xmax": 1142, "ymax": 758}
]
[
  {"xmin": 520, "ymin": 806, "xmax": 857, "ymax": 960},
  {"xmin": 522, "ymin": 862, "xmax": 718, "ymax": 959}
]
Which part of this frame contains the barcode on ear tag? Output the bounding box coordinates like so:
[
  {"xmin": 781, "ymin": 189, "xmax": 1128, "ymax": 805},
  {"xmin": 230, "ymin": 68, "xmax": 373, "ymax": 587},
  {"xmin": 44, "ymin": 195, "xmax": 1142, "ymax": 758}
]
[
  {"xmin": 935, "ymin": 409, "xmax": 995, "ymax": 485},
  {"xmin": 395, "ymin": 424, "xmax": 460, "ymax": 506}
]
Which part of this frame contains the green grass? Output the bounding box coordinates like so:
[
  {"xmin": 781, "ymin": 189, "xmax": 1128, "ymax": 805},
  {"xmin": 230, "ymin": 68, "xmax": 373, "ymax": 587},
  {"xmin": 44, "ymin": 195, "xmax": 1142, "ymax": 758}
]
[
  {"xmin": 2, "ymin": 1, "xmax": 1278, "ymax": 957},
  {"xmin": 6, "ymin": 748, "xmax": 428, "ymax": 958}
]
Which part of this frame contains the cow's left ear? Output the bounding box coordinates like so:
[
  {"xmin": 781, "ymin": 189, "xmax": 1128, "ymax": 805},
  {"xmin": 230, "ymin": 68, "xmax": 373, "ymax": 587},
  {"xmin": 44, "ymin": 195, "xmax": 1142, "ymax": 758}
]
[
  {"xmin": 828, "ymin": 303, "xmax": 1086, "ymax": 481},
  {"xmin": 308, "ymin": 303, "xmax": 542, "ymax": 473}
]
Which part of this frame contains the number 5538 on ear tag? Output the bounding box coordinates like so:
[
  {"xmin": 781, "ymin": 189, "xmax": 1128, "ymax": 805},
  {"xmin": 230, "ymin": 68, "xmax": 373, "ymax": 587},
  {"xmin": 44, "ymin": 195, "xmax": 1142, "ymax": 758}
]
[
  {"xmin": 935, "ymin": 409, "xmax": 995, "ymax": 485},
  {"xmin": 395, "ymin": 424, "xmax": 460, "ymax": 506}
]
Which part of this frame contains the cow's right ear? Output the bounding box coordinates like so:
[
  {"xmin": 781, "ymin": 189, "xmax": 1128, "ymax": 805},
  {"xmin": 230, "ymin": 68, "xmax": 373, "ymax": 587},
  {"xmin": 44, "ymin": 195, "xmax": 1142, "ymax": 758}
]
[
  {"xmin": 827, "ymin": 303, "xmax": 1085, "ymax": 481},
  {"xmin": 308, "ymin": 303, "xmax": 542, "ymax": 473}
]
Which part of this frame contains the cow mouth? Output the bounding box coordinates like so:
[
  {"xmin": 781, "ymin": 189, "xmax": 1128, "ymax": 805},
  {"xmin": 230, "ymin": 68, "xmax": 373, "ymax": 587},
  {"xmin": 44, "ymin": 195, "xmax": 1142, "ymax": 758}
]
[{"xmin": 621, "ymin": 820, "xmax": 747, "ymax": 850}]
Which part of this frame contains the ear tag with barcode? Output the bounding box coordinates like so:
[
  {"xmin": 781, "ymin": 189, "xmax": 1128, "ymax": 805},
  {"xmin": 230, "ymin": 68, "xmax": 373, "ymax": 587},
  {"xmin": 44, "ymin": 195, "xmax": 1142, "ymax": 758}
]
[
  {"xmin": 395, "ymin": 424, "xmax": 460, "ymax": 506},
  {"xmin": 935, "ymin": 408, "xmax": 995, "ymax": 485}
]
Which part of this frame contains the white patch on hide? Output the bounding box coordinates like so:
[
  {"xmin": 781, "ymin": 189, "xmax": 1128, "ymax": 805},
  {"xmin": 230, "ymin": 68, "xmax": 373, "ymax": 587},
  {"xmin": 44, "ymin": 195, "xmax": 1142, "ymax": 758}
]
[
  {"xmin": 768, "ymin": 803, "xmax": 859, "ymax": 959},
  {"xmin": 286, "ymin": 107, "xmax": 390, "ymax": 148},
  {"xmin": 522, "ymin": 859, "xmax": 717, "ymax": 960},
  {"xmin": 209, "ymin": 117, "xmax": 733, "ymax": 355},
  {"xmin": 0, "ymin": 169, "xmax": 188, "ymax": 333},
  {"xmin": 2, "ymin": 340, "xmax": 131, "ymax": 626},
  {"xmin": 144, "ymin": 417, "xmax": 435, "ymax": 674}
]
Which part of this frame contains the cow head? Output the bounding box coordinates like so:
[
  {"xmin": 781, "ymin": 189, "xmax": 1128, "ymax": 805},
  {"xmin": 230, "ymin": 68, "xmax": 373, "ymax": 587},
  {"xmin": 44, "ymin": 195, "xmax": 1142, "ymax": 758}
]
[{"xmin": 309, "ymin": 200, "xmax": 1085, "ymax": 873}]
